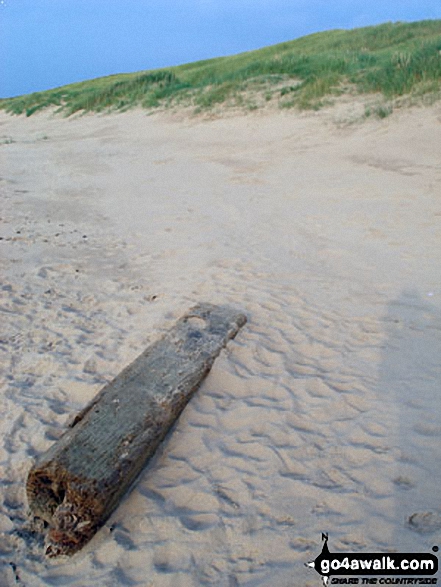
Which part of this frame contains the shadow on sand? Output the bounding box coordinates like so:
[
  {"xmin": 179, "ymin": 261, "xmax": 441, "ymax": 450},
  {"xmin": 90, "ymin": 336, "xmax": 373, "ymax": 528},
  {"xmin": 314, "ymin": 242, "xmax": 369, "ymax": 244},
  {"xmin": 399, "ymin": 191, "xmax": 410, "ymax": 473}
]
[{"xmin": 377, "ymin": 288, "xmax": 441, "ymax": 551}]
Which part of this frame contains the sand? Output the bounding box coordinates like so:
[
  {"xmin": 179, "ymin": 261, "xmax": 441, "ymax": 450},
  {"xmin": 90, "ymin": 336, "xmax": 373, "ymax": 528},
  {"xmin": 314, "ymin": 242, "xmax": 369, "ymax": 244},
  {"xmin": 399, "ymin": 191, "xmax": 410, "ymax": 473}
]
[{"xmin": 0, "ymin": 101, "xmax": 440, "ymax": 586}]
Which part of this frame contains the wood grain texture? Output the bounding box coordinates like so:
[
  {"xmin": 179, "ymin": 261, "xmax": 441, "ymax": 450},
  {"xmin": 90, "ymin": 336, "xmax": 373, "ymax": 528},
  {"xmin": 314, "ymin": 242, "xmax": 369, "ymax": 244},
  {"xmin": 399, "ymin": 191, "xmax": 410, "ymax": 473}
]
[{"xmin": 26, "ymin": 303, "xmax": 247, "ymax": 557}]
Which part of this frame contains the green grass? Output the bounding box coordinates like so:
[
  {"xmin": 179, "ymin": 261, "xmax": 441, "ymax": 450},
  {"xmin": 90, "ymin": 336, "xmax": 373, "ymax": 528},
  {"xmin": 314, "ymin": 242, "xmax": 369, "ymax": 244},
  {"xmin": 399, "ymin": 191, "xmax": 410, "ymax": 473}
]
[{"xmin": 1, "ymin": 19, "xmax": 440, "ymax": 117}]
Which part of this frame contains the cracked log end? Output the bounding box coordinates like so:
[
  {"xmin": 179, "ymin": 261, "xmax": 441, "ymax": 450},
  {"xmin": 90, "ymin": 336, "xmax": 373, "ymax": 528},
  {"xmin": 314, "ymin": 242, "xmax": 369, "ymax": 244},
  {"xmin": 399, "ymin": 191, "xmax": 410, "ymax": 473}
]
[
  {"xmin": 26, "ymin": 303, "xmax": 247, "ymax": 556},
  {"xmin": 27, "ymin": 467, "xmax": 104, "ymax": 557}
]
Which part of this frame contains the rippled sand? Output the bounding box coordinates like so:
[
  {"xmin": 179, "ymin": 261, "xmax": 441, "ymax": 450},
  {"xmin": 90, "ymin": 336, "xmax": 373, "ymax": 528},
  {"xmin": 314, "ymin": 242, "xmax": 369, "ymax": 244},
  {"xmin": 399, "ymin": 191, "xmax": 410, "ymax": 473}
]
[{"xmin": 1, "ymin": 103, "xmax": 440, "ymax": 586}]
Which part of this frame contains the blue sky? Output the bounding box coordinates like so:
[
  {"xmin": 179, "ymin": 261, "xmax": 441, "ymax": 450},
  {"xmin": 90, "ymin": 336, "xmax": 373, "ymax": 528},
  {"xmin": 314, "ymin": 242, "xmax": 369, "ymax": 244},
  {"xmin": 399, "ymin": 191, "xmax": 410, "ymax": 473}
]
[{"xmin": 1, "ymin": 0, "xmax": 440, "ymax": 98}]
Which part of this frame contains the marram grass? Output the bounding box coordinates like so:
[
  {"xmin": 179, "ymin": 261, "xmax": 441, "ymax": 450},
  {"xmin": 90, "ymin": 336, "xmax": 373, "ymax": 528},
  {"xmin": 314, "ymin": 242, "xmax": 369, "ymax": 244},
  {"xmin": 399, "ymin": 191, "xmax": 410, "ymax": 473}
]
[{"xmin": 1, "ymin": 19, "xmax": 440, "ymax": 117}]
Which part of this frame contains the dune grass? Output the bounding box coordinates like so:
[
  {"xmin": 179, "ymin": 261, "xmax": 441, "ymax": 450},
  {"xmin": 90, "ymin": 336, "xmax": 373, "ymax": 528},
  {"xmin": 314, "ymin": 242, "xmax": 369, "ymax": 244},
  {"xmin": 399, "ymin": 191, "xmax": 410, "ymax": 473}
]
[{"xmin": 1, "ymin": 19, "xmax": 440, "ymax": 117}]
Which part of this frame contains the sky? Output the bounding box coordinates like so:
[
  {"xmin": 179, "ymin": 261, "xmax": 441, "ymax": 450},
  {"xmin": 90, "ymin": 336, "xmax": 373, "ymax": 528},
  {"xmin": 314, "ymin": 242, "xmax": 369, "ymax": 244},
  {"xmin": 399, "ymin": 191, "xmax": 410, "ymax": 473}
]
[{"xmin": 0, "ymin": 0, "xmax": 440, "ymax": 98}]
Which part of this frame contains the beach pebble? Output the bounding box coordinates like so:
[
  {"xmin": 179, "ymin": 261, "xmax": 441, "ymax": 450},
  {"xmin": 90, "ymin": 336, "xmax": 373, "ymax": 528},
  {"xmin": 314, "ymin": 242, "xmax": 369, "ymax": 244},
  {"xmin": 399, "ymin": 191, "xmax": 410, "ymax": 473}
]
[
  {"xmin": 83, "ymin": 358, "xmax": 97, "ymax": 374},
  {"xmin": 408, "ymin": 511, "xmax": 441, "ymax": 534},
  {"xmin": 393, "ymin": 475, "xmax": 415, "ymax": 490}
]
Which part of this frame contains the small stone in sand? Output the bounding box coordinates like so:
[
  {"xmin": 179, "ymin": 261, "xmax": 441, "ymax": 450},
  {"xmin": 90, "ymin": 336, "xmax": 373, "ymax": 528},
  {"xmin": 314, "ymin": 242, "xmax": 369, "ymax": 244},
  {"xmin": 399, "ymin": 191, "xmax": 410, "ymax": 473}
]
[{"xmin": 408, "ymin": 511, "xmax": 441, "ymax": 534}]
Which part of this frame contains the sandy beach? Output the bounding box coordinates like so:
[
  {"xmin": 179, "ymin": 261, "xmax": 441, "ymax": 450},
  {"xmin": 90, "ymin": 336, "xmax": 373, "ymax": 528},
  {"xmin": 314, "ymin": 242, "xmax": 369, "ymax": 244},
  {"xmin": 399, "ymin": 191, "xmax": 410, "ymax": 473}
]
[{"xmin": 0, "ymin": 102, "xmax": 440, "ymax": 586}]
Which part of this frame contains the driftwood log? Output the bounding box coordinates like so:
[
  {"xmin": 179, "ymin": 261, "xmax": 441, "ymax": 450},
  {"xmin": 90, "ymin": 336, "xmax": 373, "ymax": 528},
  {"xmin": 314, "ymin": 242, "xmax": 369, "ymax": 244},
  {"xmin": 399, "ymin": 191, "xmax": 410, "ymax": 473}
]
[{"xmin": 26, "ymin": 304, "xmax": 246, "ymax": 557}]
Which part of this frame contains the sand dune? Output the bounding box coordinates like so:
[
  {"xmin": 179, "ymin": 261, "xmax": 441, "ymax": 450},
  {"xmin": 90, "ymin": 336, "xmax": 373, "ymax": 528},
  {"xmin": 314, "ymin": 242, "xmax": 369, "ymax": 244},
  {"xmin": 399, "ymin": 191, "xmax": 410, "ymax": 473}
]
[{"xmin": 1, "ymin": 102, "xmax": 440, "ymax": 586}]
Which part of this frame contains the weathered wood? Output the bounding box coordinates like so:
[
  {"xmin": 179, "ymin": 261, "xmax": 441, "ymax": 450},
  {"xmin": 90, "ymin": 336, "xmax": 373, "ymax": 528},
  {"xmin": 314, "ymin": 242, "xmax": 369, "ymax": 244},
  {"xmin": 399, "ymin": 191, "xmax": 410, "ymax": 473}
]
[{"xmin": 26, "ymin": 303, "xmax": 246, "ymax": 557}]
